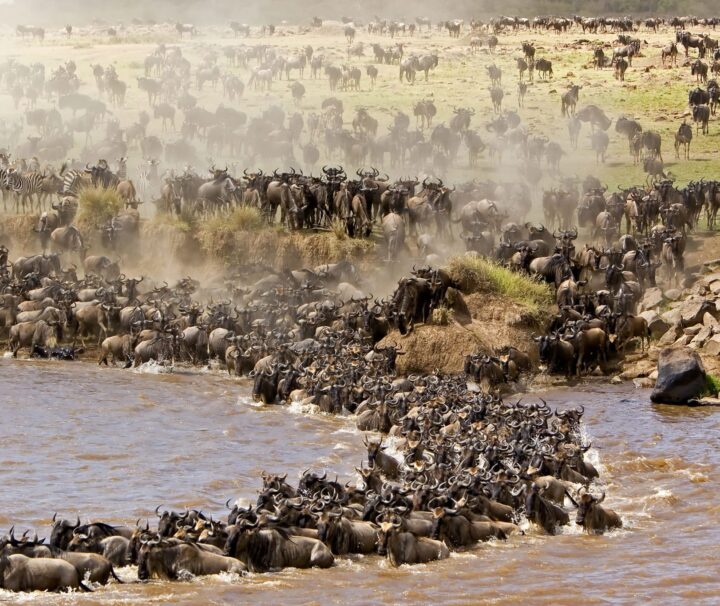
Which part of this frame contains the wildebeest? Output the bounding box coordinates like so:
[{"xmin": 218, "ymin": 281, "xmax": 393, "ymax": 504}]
[
  {"xmin": 0, "ymin": 554, "xmax": 90, "ymax": 592},
  {"xmin": 561, "ymin": 85, "xmax": 581, "ymax": 116},
  {"xmin": 661, "ymin": 42, "xmax": 679, "ymax": 67},
  {"xmin": 524, "ymin": 483, "xmax": 570, "ymax": 534},
  {"xmin": 535, "ymin": 58, "xmax": 553, "ymax": 79},
  {"xmin": 692, "ymin": 104, "xmax": 710, "ymax": 134},
  {"xmin": 315, "ymin": 510, "xmax": 377, "ymax": 555},
  {"xmin": 614, "ymin": 57, "xmax": 628, "ymax": 81},
  {"xmin": 137, "ymin": 538, "xmax": 245, "ymax": 580},
  {"xmin": 575, "ymin": 491, "xmax": 622, "ymax": 534},
  {"xmin": 376, "ymin": 517, "xmax": 450, "ymax": 566},
  {"xmin": 590, "ymin": 130, "xmax": 609, "ymax": 164},
  {"xmin": 224, "ymin": 521, "xmax": 334, "ymax": 572},
  {"xmin": 675, "ymin": 121, "xmax": 693, "ymax": 158}
]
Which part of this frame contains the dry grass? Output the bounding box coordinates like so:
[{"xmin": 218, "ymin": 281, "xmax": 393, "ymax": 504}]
[
  {"xmin": 76, "ymin": 186, "xmax": 122, "ymax": 230},
  {"xmin": 330, "ymin": 217, "xmax": 348, "ymax": 240},
  {"xmin": 448, "ymin": 254, "xmax": 553, "ymax": 313},
  {"xmin": 149, "ymin": 208, "xmax": 196, "ymax": 234},
  {"xmin": 196, "ymin": 211, "xmax": 374, "ymax": 269},
  {"xmin": 0, "ymin": 214, "xmax": 39, "ymax": 255},
  {"xmin": 379, "ymin": 293, "xmax": 543, "ymax": 375}
]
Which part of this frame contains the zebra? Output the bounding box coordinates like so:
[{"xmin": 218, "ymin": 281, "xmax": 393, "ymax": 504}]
[
  {"xmin": 5, "ymin": 169, "xmax": 43, "ymax": 213},
  {"xmin": 61, "ymin": 168, "xmax": 91, "ymax": 198},
  {"xmin": 137, "ymin": 158, "xmax": 159, "ymax": 200},
  {"xmin": 0, "ymin": 166, "xmax": 9, "ymax": 211},
  {"xmin": 116, "ymin": 157, "xmax": 127, "ymax": 180}
]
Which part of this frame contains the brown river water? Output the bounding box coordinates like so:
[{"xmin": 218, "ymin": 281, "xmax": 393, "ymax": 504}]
[{"xmin": 1, "ymin": 358, "xmax": 719, "ymax": 605}]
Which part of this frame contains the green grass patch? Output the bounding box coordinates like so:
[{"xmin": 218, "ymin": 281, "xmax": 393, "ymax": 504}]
[
  {"xmin": 448, "ymin": 255, "xmax": 553, "ymax": 312},
  {"xmin": 701, "ymin": 373, "xmax": 720, "ymax": 398},
  {"xmin": 76, "ymin": 186, "xmax": 122, "ymax": 230}
]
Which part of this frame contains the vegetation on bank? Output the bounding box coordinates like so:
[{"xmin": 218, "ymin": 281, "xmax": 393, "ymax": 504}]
[
  {"xmin": 701, "ymin": 373, "xmax": 720, "ymax": 398},
  {"xmin": 76, "ymin": 186, "xmax": 122, "ymax": 230},
  {"xmin": 448, "ymin": 255, "xmax": 553, "ymax": 313}
]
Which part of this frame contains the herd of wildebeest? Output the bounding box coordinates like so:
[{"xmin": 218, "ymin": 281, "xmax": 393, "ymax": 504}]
[
  {"xmin": 2, "ymin": 10, "xmax": 720, "ymax": 195},
  {"xmin": 3, "ymin": 11, "xmax": 720, "ymax": 593}
]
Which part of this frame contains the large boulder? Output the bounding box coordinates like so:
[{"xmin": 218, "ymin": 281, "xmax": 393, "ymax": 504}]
[
  {"xmin": 639, "ymin": 310, "xmax": 669, "ymax": 339},
  {"xmin": 703, "ymin": 334, "xmax": 720, "ymax": 355},
  {"xmin": 641, "ymin": 287, "xmax": 664, "ymax": 310},
  {"xmin": 660, "ymin": 307, "xmax": 682, "ymax": 327},
  {"xmin": 657, "ymin": 324, "xmax": 682, "ymax": 346},
  {"xmin": 650, "ymin": 348, "xmax": 706, "ymax": 404},
  {"xmin": 679, "ymin": 298, "xmax": 716, "ymax": 327}
]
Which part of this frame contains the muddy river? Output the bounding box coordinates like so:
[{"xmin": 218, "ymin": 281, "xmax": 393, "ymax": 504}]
[{"xmin": 1, "ymin": 359, "xmax": 718, "ymax": 605}]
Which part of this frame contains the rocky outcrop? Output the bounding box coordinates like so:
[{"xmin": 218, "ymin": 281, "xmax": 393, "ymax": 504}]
[{"xmin": 650, "ymin": 348, "xmax": 706, "ymax": 404}]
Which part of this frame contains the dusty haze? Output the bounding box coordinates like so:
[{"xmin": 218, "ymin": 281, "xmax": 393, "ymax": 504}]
[{"xmin": 8, "ymin": 0, "xmax": 720, "ymax": 26}]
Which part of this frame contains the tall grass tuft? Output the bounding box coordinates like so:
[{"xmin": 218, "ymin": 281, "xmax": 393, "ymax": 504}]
[
  {"xmin": 330, "ymin": 217, "xmax": 348, "ymax": 240},
  {"xmin": 447, "ymin": 254, "xmax": 552, "ymax": 312},
  {"xmin": 76, "ymin": 186, "xmax": 122, "ymax": 229}
]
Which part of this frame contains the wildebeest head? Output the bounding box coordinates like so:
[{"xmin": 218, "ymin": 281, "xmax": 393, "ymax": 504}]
[
  {"xmin": 376, "ymin": 516, "xmax": 402, "ymax": 555},
  {"xmin": 575, "ymin": 490, "xmax": 604, "ymax": 526},
  {"xmin": 315, "ymin": 509, "xmax": 342, "ymax": 544},
  {"xmin": 49, "ymin": 513, "xmax": 80, "ymax": 549}
]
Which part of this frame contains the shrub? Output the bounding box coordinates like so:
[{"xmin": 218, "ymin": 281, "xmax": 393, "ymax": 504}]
[{"xmin": 76, "ymin": 186, "xmax": 122, "ymax": 229}]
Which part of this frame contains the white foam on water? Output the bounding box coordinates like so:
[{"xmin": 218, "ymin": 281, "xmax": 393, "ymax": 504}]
[
  {"xmin": 287, "ymin": 400, "xmax": 320, "ymax": 415},
  {"xmin": 333, "ymin": 426, "xmax": 360, "ymax": 435},
  {"xmin": 215, "ymin": 571, "xmax": 244, "ymax": 583},
  {"xmin": 378, "ymin": 434, "xmax": 405, "ymax": 463},
  {"xmin": 132, "ymin": 360, "xmax": 174, "ymax": 374}
]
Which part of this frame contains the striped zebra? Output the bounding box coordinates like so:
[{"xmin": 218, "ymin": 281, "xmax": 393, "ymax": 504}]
[
  {"xmin": 6, "ymin": 169, "xmax": 43, "ymax": 213},
  {"xmin": 137, "ymin": 158, "xmax": 159, "ymax": 200},
  {"xmin": 61, "ymin": 169, "xmax": 87, "ymax": 197},
  {"xmin": 116, "ymin": 157, "xmax": 127, "ymax": 180},
  {"xmin": 0, "ymin": 166, "xmax": 10, "ymax": 211}
]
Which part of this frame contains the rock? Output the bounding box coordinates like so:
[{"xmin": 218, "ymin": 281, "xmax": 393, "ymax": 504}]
[
  {"xmin": 704, "ymin": 312, "xmax": 720, "ymax": 329},
  {"xmin": 634, "ymin": 377, "xmax": 654, "ymax": 389},
  {"xmin": 680, "ymin": 299, "xmax": 715, "ymax": 327},
  {"xmin": 673, "ymin": 334, "xmax": 693, "ymax": 347},
  {"xmin": 611, "ymin": 376, "xmax": 622, "ymax": 384},
  {"xmin": 710, "ymin": 281, "xmax": 720, "ymax": 295},
  {"xmin": 683, "ymin": 324, "xmax": 702, "ymax": 336},
  {"xmin": 660, "ymin": 307, "xmax": 682, "ymax": 327},
  {"xmin": 703, "ymin": 334, "xmax": 720, "ymax": 355},
  {"xmin": 701, "ymin": 271, "xmax": 720, "ymax": 282},
  {"xmin": 664, "ymin": 289, "xmax": 682, "ymax": 301},
  {"xmin": 689, "ymin": 325, "xmax": 712, "ymax": 348},
  {"xmin": 641, "ymin": 287, "xmax": 664, "ymax": 309},
  {"xmin": 658, "ymin": 325, "xmax": 683, "ymax": 346},
  {"xmin": 687, "ymin": 397, "xmax": 720, "ymax": 406},
  {"xmin": 650, "ymin": 348, "xmax": 706, "ymax": 404},
  {"xmin": 639, "ymin": 310, "xmax": 669, "ymax": 339},
  {"xmin": 649, "ymin": 369, "xmax": 658, "ymax": 380}
]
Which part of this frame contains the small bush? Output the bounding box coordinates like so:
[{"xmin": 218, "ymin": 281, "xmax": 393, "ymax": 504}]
[
  {"xmin": 447, "ymin": 254, "xmax": 553, "ymax": 312},
  {"xmin": 330, "ymin": 217, "xmax": 347, "ymax": 240},
  {"xmin": 432, "ymin": 307, "xmax": 454, "ymax": 326},
  {"xmin": 228, "ymin": 206, "xmax": 264, "ymax": 231},
  {"xmin": 702, "ymin": 374, "xmax": 720, "ymax": 397},
  {"xmin": 149, "ymin": 209, "xmax": 195, "ymax": 234},
  {"xmin": 76, "ymin": 186, "xmax": 122, "ymax": 229}
]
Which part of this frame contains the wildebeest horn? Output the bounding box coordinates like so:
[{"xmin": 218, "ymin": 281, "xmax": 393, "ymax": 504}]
[{"xmin": 155, "ymin": 505, "xmax": 163, "ymax": 517}]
